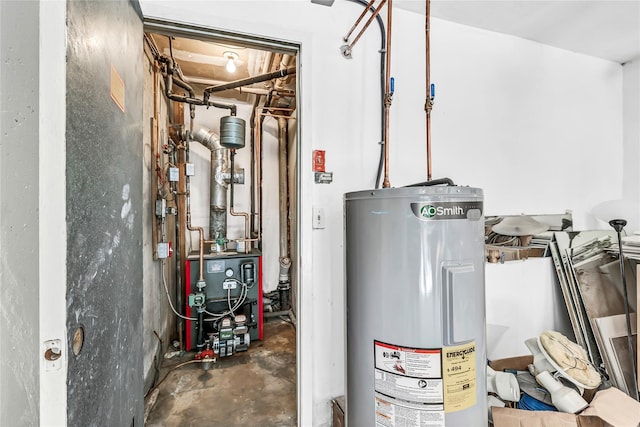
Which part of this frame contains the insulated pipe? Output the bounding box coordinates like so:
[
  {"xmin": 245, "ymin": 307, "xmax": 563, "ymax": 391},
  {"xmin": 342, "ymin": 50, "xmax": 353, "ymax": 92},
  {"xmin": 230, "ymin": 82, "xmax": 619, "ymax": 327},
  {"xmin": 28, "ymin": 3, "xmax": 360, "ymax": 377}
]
[
  {"xmin": 382, "ymin": 0, "xmax": 393, "ymax": 188},
  {"xmin": 405, "ymin": 177, "xmax": 454, "ymax": 187},
  {"xmin": 204, "ymin": 67, "xmax": 296, "ymax": 95},
  {"xmin": 191, "ymin": 128, "xmax": 229, "ymax": 253}
]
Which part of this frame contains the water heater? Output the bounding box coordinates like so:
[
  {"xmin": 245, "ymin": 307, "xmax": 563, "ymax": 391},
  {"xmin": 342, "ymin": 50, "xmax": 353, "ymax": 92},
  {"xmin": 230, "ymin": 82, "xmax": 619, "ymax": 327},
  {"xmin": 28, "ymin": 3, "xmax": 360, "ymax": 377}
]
[{"xmin": 345, "ymin": 186, "xmax": 487, "ymax": 426}]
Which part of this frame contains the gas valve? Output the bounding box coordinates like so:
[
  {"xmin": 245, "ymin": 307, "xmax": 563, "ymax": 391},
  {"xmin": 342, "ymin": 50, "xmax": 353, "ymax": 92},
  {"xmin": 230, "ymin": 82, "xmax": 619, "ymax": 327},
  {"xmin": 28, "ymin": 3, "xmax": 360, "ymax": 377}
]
[{"xmin": 195, "ymin": 342, "xmax": 216, "ymax": 370}]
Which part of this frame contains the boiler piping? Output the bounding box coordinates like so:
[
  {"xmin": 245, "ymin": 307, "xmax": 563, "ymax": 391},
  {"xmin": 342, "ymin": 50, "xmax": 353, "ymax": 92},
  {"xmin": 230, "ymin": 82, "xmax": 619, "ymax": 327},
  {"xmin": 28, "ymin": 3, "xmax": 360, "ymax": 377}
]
[
  {"xmin": 228, "ymin": 149, "xmax": 250, "ymax": 251},
  {"xmin": 204, "ymin": 67, "xmax": 296, "ymax": 96}
]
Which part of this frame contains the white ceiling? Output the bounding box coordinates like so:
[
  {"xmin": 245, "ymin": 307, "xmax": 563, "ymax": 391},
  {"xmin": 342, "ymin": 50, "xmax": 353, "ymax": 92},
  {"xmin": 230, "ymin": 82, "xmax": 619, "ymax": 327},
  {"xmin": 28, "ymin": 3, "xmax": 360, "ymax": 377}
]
[{"xmin": 395, "ymin": 0, "xmax": 640, "ymax": 64}]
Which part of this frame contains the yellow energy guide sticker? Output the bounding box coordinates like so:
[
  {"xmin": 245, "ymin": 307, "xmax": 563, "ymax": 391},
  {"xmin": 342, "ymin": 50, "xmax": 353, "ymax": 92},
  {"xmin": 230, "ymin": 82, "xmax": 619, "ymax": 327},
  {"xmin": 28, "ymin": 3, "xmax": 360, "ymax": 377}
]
[{"xmin": 443, "ymin": 341, "xmax": 476, "ymax": 412}]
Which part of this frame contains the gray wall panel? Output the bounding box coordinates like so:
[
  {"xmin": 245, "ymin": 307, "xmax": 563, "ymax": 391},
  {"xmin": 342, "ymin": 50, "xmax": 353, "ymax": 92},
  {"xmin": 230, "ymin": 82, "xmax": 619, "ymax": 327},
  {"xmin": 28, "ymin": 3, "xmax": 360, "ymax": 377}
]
[
  {"xmin": 0, "ymin": 1, "xmax": 41, "ymax": 425},
  {"xmin": 65, "ymin": 0, "xmax": 143, "ymax": 425}
]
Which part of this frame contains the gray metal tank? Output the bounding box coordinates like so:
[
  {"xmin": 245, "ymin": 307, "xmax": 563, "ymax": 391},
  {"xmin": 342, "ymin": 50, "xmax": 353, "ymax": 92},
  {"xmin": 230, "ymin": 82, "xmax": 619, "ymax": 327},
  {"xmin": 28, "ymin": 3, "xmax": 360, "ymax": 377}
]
[{"xmin": 344, "ymin": 186, "xmax": 487, "ymax": 426}]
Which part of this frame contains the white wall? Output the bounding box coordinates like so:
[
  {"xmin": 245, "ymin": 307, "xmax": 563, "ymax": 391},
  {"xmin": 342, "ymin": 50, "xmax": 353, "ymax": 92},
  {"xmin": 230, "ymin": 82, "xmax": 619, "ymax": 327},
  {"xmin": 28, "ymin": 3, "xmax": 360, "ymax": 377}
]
[
  {"xmin": 485, "ymin": 258, "xmax": 573, "ymax": 360},
  {"xmin": 623, "ymin": 58, "xmax": 640, "ymax": 207},
  {"xmin": 139, "ymin": 1, "xmax": 625, "ymax": 425},
  {"xmin": 38, "ymin": 1, "xmax": 68, "ymax": 424}
]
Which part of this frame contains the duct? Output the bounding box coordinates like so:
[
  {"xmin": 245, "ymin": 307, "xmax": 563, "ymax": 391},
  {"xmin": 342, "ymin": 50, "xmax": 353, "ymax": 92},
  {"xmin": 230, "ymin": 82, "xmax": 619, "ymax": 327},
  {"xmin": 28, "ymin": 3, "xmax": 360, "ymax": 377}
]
[{"xmin": 191, "ymin": 127, "xmax": 229, "ymax": 253}]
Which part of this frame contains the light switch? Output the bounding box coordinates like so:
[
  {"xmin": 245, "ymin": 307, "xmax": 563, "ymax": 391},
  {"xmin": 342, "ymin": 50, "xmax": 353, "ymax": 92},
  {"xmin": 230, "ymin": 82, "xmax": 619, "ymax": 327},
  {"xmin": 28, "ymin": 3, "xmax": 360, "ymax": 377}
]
[{"xmin": 313, "ymin": 207, "xmax": 325, "ymax": 229}]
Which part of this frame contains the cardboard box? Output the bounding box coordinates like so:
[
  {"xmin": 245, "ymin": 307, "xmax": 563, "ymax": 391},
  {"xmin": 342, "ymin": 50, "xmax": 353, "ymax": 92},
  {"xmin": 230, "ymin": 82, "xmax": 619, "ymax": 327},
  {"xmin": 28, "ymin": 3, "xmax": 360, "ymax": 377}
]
[{"xmin": 490, "ymin": 356, "xmax": 640, "ymax": 427}]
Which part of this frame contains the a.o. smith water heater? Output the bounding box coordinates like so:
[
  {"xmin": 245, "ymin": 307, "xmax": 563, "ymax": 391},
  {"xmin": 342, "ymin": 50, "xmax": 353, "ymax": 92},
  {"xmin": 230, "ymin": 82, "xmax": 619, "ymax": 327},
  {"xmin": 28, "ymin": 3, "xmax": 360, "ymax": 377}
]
[{"xmin": 345, "ymin": 186, "xmax": 487, "ymax": 426}]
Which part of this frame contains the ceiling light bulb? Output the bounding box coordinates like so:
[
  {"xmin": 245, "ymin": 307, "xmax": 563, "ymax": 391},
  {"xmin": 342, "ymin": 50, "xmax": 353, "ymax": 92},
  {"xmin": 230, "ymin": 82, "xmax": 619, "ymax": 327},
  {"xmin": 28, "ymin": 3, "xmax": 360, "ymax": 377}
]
[{"xmin": 225, "ymin": 55, "xmax": 236, "ymax": 73}]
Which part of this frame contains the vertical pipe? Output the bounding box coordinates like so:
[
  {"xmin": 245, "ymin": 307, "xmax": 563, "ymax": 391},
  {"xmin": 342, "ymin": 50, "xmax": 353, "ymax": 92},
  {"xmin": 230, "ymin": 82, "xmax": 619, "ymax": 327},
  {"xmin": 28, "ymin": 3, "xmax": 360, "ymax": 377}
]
[
  {"xmin": 173, "ymin": 103, "xmax": 187, "ymax": 351},
  {"xmin": 249, "ymin": 97, "xmax": 260, "ymax": 239},
  {"xmin": 151, "ymin": 61, "xmax": 160, "ymax": 259},
  {"xmin": 256, "ymin": 111, "xmax": 263, "ymax": 248},
  {"xmin": 278, "ymin": 118, "xmax": 289, "ymax": 260},
  {"xmin": 425, "ymin": 0, "xmax": 433, "ymax": 181},
  {"xmin": 382, "ymin": 0, "xmax": 393, "ymax": 188}
]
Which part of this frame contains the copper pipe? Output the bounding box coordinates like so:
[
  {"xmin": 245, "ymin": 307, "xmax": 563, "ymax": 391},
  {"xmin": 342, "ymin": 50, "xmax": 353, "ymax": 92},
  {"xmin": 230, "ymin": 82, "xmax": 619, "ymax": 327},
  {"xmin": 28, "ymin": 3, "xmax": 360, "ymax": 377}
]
[
  {"xmin": 348, "ymin": 0, "xmax": 388, "ymax": 54},
  {"xmin": 228, "ymin": 149, "xmax": 251, "ymax": 253},
  {"xmin": 256, "ymin": 110, "xmax": 262, "ymax": 244},
  {"xmin": 151, "ymin": 61, "xmax": 160, "ymax": 260},
  {"xmin": 254, "ymin": 108, "xmax": 296, "ymax": 244},
  {"xmin": 184, "ymin": 138, "xmax": 205, "ymax": 282},
  {"xmin": 343, "ymin": 0, "xmax": 377, "ymax": 41},
  {"xmin": 187, "ymin": 224, "xmax": 205, "ymax": 281},
  {"xmin": 230, "ymin": 209, "xmax": 250, "ymax": 253},
  {"xmin": 425, "ymin": 0, "xmax": 433, "ymax": 181},
  {"xmin": 382, "ymin": 0, "xmax": 393, "ymax": 188}
]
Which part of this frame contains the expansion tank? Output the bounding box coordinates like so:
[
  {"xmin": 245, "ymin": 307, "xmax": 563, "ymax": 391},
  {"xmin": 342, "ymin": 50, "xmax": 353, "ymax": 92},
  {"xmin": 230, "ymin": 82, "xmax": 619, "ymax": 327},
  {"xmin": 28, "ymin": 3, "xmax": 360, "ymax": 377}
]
[{"xmin": 345, "ymin": 186, "xmax": 487, "ymax": 426}]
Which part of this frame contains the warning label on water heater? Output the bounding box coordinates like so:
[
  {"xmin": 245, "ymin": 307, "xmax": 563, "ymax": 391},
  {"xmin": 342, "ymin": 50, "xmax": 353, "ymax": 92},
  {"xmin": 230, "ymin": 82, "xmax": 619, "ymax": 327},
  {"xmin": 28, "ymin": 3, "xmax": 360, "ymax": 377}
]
[{"xmin": 373, "ymin": 341, "xmax": 445, "ymax": 427}]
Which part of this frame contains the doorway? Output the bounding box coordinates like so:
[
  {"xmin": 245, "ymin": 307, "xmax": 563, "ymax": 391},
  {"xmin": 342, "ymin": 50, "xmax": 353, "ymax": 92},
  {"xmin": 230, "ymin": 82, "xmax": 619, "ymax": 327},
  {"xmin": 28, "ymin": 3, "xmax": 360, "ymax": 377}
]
[{"xmin": 141, "ymin": 20, "xmax": 300, "ymax": 424}]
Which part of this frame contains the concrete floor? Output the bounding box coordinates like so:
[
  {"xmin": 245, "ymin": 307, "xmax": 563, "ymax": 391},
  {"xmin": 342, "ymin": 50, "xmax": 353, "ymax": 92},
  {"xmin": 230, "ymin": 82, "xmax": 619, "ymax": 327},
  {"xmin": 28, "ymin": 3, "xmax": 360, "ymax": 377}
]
[{"xmin": 146, "ymin": 318, "xmax": 297, "ymax": 426}]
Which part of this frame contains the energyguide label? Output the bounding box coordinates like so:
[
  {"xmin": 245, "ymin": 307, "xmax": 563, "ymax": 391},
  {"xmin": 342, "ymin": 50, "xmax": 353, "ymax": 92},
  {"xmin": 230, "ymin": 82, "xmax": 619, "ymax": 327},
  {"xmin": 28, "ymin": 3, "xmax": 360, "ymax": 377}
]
[{"xmin": 442, "ymin": 341, "xmax": 477, "ymax": 413}]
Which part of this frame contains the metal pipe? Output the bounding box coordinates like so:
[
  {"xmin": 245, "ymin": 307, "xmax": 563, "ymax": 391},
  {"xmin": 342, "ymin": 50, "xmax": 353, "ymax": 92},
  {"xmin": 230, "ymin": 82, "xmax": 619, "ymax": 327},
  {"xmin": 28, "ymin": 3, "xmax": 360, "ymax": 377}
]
[
  {"xmin": 151, "ymin": 62, "xmax": 160, "ymax": 260},
  {"xmin": 610, "ymin": 219, "xmax": 639, "ymax": 400},
  {"xmin": 229, "ymin": 150, "xmax": 250, "ymax": 252},
  {"xmin": 249, "ymin": 95, "xmax": 261, "ymax": 240},
  {"xmin": 278, "ymin": 118, "xmax": 289, "ymax": 260},
  {"xmin": 204, "ymin": 67, "xmax": 296, "ymax": 95},
  {"xmin": 256, "ymin": 111, "xmax": 263, "ymax": 248},
  {"xmin": 347, "ymin": 0, "xmax": 387, "ymax": 55},
  {"xmin": 184, "ymin": 138, "xmax": 205, "ymax": 282},
  {"xmin": 405, "ymin": 177, "xmax": 454, "ymax": 187},
  {"xmin": 382, "ymin": 0, "xmax": 393, "ymax": 188},
  {"xmin": 425, "ymin": 0, "xmax": 433, "ymax": 181},
  {"xmin": 161, "ymin": 55, "xmax": 237, "ymax": 116},
  {"xmin": 343, "ymin": 0, "xmax": 377, "ymax": 41}
]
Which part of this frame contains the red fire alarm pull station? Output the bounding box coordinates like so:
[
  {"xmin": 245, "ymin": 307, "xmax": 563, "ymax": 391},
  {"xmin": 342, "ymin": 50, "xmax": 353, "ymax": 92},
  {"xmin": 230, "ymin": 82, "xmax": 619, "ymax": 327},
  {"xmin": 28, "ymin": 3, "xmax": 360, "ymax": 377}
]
[{"xmin": 313, "ymin": 150, "xmax": 325, "ymax": 172}]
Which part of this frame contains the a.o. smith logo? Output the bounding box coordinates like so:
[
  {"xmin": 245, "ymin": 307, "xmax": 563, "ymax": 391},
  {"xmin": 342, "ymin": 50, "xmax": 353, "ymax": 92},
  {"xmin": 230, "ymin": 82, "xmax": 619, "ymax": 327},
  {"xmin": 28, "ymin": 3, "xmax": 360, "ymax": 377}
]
[
  {"xmin": 420, "ymin": 204, "xmax": 464, "ymax": 218},
  {"xmin": 411, "ymin": 201, "xmax": 483, "ymax": 221}
]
